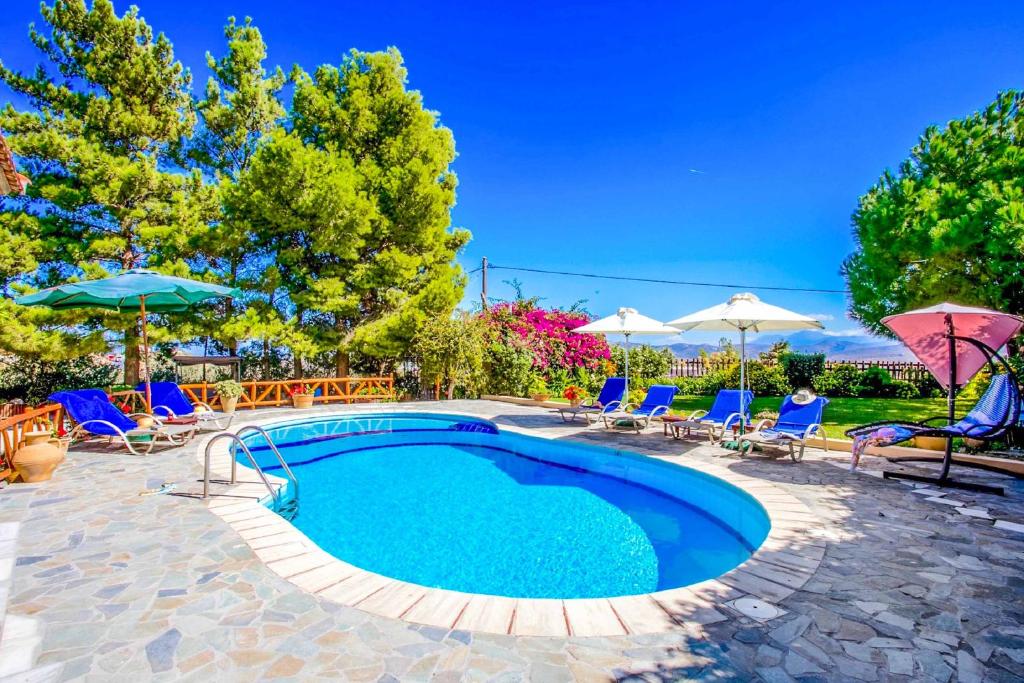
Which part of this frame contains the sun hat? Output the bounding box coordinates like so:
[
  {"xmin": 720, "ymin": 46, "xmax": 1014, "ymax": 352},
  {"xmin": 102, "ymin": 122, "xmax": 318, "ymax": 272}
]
[{"xmin": 791, "ymin": 388, "xmax": 817, "ymax": 405}]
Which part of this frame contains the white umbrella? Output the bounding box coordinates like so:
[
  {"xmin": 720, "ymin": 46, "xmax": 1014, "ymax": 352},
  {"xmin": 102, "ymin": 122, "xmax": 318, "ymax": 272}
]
[
  {"xmin": 666, "ymin": 293, "xmax": 824, "ymax": 423},
  {"xmin": 573, "ymin": 307, "xmax": 678, "ymax": 399}
]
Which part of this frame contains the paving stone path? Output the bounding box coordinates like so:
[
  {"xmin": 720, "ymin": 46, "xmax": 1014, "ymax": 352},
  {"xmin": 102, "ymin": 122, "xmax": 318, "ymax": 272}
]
[{"xmin": 1, "ymin": 400, "xmax": 1023, "ymax": 681}]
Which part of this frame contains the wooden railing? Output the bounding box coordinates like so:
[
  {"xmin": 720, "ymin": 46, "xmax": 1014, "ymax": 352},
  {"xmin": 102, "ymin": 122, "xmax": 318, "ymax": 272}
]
[
  {"xmin": 179, "ymin": 377, "xmax": 395, "ymax": 410},
  {"xmin": 0, "ymin": 403, "xmax": 64, "ymax": 482}
]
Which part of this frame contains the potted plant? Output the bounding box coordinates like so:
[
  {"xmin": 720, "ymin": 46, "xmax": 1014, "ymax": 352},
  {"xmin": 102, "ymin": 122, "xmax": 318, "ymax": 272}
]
[
  {"xmin": 913, "ymin": 435, "xmax": 948, "ymax": 452},
  {"xmin": 214, "ymin": 380, "xmax": 244, "ymax": 414},
  {"xmin": 289, "ymin": 382, "xmax": 315, "ymax": 409},
  {"xmin": 563, "ymin": 385, "xmax": 586, "ymax": 408},
  {"xmin": 529, "ymin": 377, "xmax": 550, "ymax": 404}
]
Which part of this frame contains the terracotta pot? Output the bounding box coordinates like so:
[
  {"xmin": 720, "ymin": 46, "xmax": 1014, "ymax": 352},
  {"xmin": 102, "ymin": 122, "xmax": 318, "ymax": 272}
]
[
  {"xmin": 531, "ymin": 393, "xmax": 550, "ymax": 404},
  {"xmin": 914, "ymin": 435, "xmax": 948, "ymax": 452},
  {"xmin": 134, "ymin": 416, "xmax": 155, "ymax": 430},
  {"xmin": 292, "ymin": 394, "xmax": 314, "ymax": 409},
  {"xmin": 569, "ymin": 399, "xmax": 583, "ymax": 408},
  {"xmin": 221, "ymin": 396, "xmax": 239, "ymax": 414},
  {"xmin": 963, "ymin": 437, "xmax": 986, "ymax": 450},
  {"xmin": 13, "ymin": 430, "xmax": 62, "ymax": 483},
  {"xmin": 49, "ymin": 436, "xmax": 71, "ymax": 463}
]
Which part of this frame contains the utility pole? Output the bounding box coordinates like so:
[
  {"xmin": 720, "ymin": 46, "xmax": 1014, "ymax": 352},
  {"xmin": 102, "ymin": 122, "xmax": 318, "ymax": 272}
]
[{"xmin": 480, "ymin": 256, "xmax": 488, "ymax": 310}]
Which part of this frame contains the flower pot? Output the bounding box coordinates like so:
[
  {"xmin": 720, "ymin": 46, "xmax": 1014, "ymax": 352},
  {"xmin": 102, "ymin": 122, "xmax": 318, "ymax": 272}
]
[
  {"xmin": 914, "ymin": 435, "xmax": 948, "ymax": 452},
  {"xmin": 221, "ymin": 396, "xmax": 239, "ymax": 414},
  {"xmin": 531, "ymin": 393, "xmax": 550, "ymax": 404},
  {"xmin": 569, "ymin": 399, "xmax": 583, "ymax": 408},
  {"xmin": 963, "ymin": 437, "xmax": 986, "ymax": 450},
  {"xmin": 13, "ymin": 430, "xmax": 62, "ymax": 483},
  {"xmin": 292, "ymin": 394, "xmax": 314, "ymax": 409},
  {"xmin": 49, "ymin": 436, "xmax": 71, "ymax": 463},
  {"xmin": 134, "ymin": 416, "xmax": 155, "ymax": 430}
]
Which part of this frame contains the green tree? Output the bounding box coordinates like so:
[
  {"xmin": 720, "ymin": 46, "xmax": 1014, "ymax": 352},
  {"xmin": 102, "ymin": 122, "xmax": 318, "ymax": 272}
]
[
  {"xmin": 414, "ymin": 311, "xmax": 484, "ymax": 399},
  {"xmin": 290, "ymin": 48, "xmax": 470, "ymax": 375},
  {"xmin": 0, "ymin": 0, "xmax": 206, "ymax": 382},
  {"xmin": 183, "ymin": 16, "xmax": 287, "ymax": 367},
  {"xmin": 223, "ymin": 130, "xmax": 376, "ymax": 377},
  {"xmin": 844, "ymin": 90, "xmax": 1024, "ymax": 333}
]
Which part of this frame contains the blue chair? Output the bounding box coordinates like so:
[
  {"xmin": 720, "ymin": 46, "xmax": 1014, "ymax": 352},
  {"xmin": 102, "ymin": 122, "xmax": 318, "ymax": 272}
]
[
  {"xmin": 557, "ymin": 377, "xmax": 626, "ymax": 424},
  {"xmin": 49, "ymin": 389, "xmax": 196, "ymax": 455},
  {"xmin": 668, "ymin": 389, "xmax": 753, "ymax": 442},
  {"xmin": 137, "ymin": 382, "xmax": 234, "ymax": 430},
  {"xmin": 602, "ymin": 384, "xmax": 678, "ymax": 433},
  {"xmin": 738, "ymin": 394, "xmax": 830, "ymax": 462},
  {"xmin": 846, "ymin": 373, "xmax": 1020, "ymax": 446}
]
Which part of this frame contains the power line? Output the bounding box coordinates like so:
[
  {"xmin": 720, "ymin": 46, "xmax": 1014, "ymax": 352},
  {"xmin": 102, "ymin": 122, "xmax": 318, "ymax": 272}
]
[{"xmin": 484, "ymin": 264, "xmax": 849, "ymax": 294}]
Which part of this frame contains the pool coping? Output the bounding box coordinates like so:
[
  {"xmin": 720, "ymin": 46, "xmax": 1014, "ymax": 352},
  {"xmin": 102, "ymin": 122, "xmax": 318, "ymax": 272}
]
[{"xmin": 196, "ymin": 405, "xmax": 825, "ymax": 638}]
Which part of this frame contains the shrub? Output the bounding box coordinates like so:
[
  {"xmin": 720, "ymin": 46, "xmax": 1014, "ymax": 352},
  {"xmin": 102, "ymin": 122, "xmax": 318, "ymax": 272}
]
[
  {"xmin": 724, "ymin": 360, "xmax": 790, "ymax": 396},
  {"xmin": 0, "ymin": 355, "xmax": 119, "ymax": 405},
  {"xmin": 813, "ymin": 364, "xmax": 863, "ymax": 397},
  {"xmin": 886, "ymin": 379, "xmax": 919, "ymax": 399},
  {"xmin": 780, "ymin": 352, "xmax": 825, "ymax": 390},
  {"xmin": 610, "ymin": 345, "xmax": 673, "ymax": 382},
  {"xmin": 528, "ymin": 376, "xmax": 549, "ymax": 397},
  {"xmin": 853, "ymin": 366, "xmax": 893, "ymax": 397},
  {"xmin": 483, "ymin": 340, "xmax": 534, "ymax": 397}
]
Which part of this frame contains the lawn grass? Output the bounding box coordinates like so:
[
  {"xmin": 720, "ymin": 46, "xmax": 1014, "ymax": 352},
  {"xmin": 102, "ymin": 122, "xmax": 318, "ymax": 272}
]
[{"xmin": 669, "ymin": 395, "xmax": 949, "ymax": 439}]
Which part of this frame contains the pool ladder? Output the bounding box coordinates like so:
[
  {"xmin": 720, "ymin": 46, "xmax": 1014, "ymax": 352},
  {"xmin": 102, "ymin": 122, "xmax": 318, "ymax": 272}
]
[{"xmin": 203, "ymin": 426, "xmax": 299, "ymax": 521}]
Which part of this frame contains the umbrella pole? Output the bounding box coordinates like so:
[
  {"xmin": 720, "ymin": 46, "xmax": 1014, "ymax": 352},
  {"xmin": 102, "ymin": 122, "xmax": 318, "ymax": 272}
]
[
  {"xmin": 739, "ymin": 327, "xmax": 747, "ymax": 433},
  {"xmin": 139, "ymin": 295, "xmax": 152, "ymax": 412},
  {"xmin": 624, "ymin": 333, "xmax": 630, "ymax": 401},
  {"xmin": 941, "ymin": 314, "xmax": 956, "ymax": 482}
]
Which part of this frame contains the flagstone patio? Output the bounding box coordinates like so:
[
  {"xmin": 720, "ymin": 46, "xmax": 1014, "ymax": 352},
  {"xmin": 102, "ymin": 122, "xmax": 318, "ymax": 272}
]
[{"xmin": 1, "ymin": 400, "xmax": 1023, "ymax": 682}]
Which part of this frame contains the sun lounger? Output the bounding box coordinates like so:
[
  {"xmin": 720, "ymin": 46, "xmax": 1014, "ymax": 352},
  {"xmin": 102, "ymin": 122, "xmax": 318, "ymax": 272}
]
[
  {"xmin": 556, "ymin": 377, "xmax": 626, "ymax": 423},
  {"xmin": 49, "ymin": 389, "xmax": 198, "ymax": 456},
  {"xmin": 601, "ymin": 384, "xmax": 678, "ymax": 433},
  {"xmin": 139, "ymin": 381, "xmax": 234, "ymax": 430},
  {"xmin": 665, "ymin": 389, "xmax": 752, "ymax": 442},
  {"xmin": 737, "ymin": 394, "xmax": 829, "ymax": 462}
]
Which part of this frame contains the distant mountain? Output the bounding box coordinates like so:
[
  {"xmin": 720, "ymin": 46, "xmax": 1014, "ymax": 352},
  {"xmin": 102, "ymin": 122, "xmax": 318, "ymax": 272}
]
[{"xmin": 653, "ymin": 330, "xmax": 914, "ymax": 361}]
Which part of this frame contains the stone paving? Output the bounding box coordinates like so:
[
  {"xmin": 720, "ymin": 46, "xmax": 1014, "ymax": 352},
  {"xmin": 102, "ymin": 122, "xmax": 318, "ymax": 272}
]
[{"xmin": 1, "ymin": 400, "xmax": 1023, "ymax": 681}]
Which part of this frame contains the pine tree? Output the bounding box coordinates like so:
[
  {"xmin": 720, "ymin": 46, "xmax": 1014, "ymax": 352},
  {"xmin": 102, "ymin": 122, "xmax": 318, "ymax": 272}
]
[
  {"xmin": 0, "ymin": 0, "xmax": 205, "ymax": 381},
  {"xmin": 179, "ymin": 16, "xmax": 287, "ymax": 367},
  {"xmin": 290, "ymin": 48, "xmax": 470, "ymax": 375}
]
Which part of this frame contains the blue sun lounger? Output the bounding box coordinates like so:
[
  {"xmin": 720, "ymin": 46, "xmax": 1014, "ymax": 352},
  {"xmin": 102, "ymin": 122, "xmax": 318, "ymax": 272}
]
[
  {"xmin": 666, "ymin": 389, "xmax": 753, "ymax": 442},
  {"xmin": 49, "ymin": 389, "xmax": 197, "ymax": 455},
  {"xmin": 557, "ymin": 377, "xmax": 626, "ymax": 423},
  {"xmin": 139, "ymin": 382, "xmax": 235, "ymax": 430},
  {"xmin": 602, "ymin": 384, "xmax": 678, "ymax": 433},
  {"xmin": 737, "ymin": 395, "xmax": 829, "ymax": 462}
]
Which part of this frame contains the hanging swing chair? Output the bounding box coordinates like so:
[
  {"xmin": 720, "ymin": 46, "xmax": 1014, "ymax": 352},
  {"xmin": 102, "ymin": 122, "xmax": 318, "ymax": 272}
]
[{"xmin": 846, "ymin": 335, "xmax": 1021, "ymax": 495}]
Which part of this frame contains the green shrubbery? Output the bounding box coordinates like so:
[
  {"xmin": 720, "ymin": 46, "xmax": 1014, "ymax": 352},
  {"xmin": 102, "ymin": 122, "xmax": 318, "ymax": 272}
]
[
  {"xmin": 664, "ymin": 358, "xmax": 940, "ymax": 399},
  {"xmin": 0, "ymin": 356, "xmax": 119, "ymax": 405}
]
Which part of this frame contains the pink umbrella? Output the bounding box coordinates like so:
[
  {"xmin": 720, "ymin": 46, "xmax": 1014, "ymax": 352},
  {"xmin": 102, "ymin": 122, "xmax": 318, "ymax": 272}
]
[
  {"xmin": 883, "ymin": 303, "xmax": 1023, "ymax": 389},
  {"xmin": 880, "ymin": 302, "xmax": 1022, "ymax": 494}
]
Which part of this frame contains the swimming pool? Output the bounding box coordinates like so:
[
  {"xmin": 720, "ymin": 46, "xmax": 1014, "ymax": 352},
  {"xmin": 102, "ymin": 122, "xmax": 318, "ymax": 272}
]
[{"xmin": 239, "ymin": 412, "xmax": 770, "ymax": 600}]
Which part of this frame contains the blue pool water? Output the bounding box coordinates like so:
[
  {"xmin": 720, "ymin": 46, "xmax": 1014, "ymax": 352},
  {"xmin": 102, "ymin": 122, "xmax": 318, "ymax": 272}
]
[{"xmin": 240, "ymin": 413, "xmax": 770, "ymax": 599}]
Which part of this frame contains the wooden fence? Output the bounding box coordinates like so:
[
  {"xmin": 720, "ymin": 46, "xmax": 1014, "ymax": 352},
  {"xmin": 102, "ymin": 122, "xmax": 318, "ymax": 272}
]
[
  {"xmin": 0, "ymin": 403, "xmax": 64, "ymax": 481},
  {"xmin": 668, "ymin": 358, "xmax": 930, "ymax": 382},
  {"xmin": 109, "ymin": 376, "xmax": 395, "ymax": 412}
]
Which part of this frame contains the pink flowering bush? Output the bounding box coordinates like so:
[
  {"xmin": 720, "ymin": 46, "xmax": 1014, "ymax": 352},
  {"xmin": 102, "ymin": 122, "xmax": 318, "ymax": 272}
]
[{"xmin": 482, "ymin": 302, "xmax": 611, "ymax": 377}]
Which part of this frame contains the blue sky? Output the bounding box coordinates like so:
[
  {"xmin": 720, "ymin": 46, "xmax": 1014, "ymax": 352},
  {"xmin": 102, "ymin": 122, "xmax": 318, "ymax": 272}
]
[{"xmin": 3, "ymin": 1, "xmax": 1023, "ymax": 344}]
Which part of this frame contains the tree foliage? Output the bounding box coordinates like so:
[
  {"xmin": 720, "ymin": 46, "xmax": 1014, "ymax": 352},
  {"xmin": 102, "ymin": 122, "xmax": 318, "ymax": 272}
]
[
  {"xmin": 844, "ymin": 90, "xmax": 1024, "ymax": 333},
  {"xmin": 414, "ymin": 311, "xmax": 484, "ymax": 399},
  {"xmin": 0, "ymin": 4, "xmax": 468, "ymax": 384}
]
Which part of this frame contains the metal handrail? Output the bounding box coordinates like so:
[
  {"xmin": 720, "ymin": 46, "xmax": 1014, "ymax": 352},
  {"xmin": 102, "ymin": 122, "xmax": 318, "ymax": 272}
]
[
  {"xmin": 203, "ymin": 432, "xmax": 281, "ymax": 508},
  {"xmin": 235, "ymin": 425, "xmax": 299, "ymax": 500}
]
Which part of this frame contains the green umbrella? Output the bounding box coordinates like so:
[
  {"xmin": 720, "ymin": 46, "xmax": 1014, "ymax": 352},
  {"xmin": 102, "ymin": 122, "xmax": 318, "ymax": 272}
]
[{"xmin": 16, "ymin": 269, "xmax": 240, "ymax": 408}]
